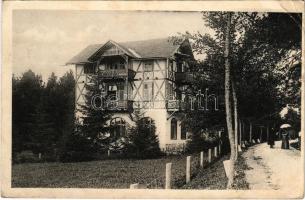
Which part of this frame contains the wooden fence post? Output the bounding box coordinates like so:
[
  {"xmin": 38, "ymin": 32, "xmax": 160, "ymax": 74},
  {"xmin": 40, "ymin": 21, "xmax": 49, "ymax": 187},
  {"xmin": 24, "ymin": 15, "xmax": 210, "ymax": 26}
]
[
  {"xmin": 200, "ymin": 151, "xmax": 204, "ymax": 167},
  {"xmin": 239, "ymin": 120, "xmax": 242, "ymax": 143},
  {"xmin": 239, "ymin": 120, "xmax": 242, "ymax": 147},
  {"xmin": 208, "ymin": 149, "xmax": 212, "ymax": 163},
  {"xmin": 214, "ymin": 146, "xmax": 218, "ymax": 158},
  {"xmin": 218, "ymin": 131, "xmax": 222, "ymax": 156},
  {"xmin": 186, "ymin": 156, "xmax": 191, "ymax": 183},
  {"xmin": 249, "ymin": 123, "xmax": 253, "ymax": 144},
  {"xmin": 130, "ymin": 183, "xmax": 139, "ymax": 189},
  {"xmin": 165, "ymin": 163, "xmax": 172, "ymax": 189}
]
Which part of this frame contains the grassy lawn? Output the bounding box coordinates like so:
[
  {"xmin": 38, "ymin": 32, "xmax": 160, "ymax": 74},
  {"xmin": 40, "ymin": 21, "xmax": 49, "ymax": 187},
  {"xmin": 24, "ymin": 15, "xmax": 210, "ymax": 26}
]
[{"xmin": 12, "ymin": 154, "xmax": 205, "ymax": 189}]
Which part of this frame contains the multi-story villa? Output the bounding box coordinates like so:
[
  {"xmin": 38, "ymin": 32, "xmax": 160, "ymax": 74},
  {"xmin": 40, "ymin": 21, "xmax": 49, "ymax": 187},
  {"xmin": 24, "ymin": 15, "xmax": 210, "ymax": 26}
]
[{"xmin": 67, "ymin": 38, "xmax": 195, "ymax": 150}]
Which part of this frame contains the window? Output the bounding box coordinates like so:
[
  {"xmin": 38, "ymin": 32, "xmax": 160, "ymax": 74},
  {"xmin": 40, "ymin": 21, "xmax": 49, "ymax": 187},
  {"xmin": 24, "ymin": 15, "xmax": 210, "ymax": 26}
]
[
  {"xmin": 144, "ymin": 61, "xmax": 153, "ymax": 72},
  {"xmin": 171, "ymin": 118, "xmax": 177, "ymax": 140},
  {"xmin": 117, "ymin": 84, "xmax": 125, "ymax": 100},
  {"xmin": 84, "ymin": 64, "xmax": 96, "ymax": 74},
  {"xmin": 143, "ymin": 82, "xmax": 153, "ymax": 101},
  {"xmin": 181, "ymin": 123, "xmax": 186, "ymax": 140},
  {"xmin": 177, "ymin": 62, "xmax": 183, "ymax": 72}
]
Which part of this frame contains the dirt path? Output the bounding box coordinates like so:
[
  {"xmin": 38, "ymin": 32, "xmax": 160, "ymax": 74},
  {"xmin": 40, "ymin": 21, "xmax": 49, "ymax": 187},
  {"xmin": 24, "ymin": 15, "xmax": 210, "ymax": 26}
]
[{"xmin": 243, "ymin": 141, "xmax": 302, "ymax": 192}]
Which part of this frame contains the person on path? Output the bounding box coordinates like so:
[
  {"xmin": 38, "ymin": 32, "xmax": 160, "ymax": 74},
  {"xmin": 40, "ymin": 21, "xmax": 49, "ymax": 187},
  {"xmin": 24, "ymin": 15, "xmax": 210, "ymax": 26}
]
[
  {"xmin": 268, "ymin": 129, "xmax": 275, "ymax": 148},
  {"xmin": 281, "ymin": 130, "xmax": 290, "ymax": 149}
]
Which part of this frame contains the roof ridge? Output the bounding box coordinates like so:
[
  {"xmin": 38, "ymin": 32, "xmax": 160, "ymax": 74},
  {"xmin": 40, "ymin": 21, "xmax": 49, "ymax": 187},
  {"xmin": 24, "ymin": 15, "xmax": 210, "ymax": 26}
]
[
  {"xmin": 67, "ymin": 37, "xmax": 191, "ymax": 65},
  {"xmin": 118, "ymin": 37, "xmax": 172, "ymax": 44}
]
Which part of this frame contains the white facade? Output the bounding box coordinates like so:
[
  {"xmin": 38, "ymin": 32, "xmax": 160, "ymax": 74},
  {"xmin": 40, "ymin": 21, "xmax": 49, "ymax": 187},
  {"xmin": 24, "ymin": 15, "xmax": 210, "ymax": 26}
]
[{"xmin": 70, "ymin": 39, "xmax": 194, "ymax": 151}]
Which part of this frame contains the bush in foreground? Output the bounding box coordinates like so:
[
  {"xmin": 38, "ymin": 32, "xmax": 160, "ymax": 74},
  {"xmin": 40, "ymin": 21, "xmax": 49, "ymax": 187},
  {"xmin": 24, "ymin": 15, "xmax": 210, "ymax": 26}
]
[
  {"xmin": 123, "ymin": 116, "xmax": 162, "ymax": 159},
  {"xmin": 185, "ymin": 131, "xmax": 219, "ymax": 153}
]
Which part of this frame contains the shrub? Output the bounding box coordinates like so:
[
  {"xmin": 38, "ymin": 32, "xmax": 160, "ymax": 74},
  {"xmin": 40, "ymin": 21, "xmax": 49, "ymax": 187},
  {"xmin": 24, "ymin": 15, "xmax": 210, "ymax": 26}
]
[
  {"xmin": 123, "ymin": 117, "xmax": 162, "ymax": 159},
  {"xmin": 185, "ymin": 130, "xmax": 220, "ymax": 153},
  {"xmin": 14, "ymin": 150, "xmax": 40, "ymax": 164},
  {"xmin": 59, "ymin": 132, "xmax": 98, "ymax": 162}
]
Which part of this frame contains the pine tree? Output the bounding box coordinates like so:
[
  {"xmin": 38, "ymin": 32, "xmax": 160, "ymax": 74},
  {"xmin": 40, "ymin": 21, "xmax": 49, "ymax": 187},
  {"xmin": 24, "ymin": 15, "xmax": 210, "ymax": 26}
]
[
  {"xmin": 76, "ymin": 74, "xmax": 112, "ymax": 154},
  {"xmin": 123, "ymin": 110, "xmax": 162, "ymax": 159},
  {"xmin": 27, "ymin": 102, "xmax": 56, "ymax": 156}
]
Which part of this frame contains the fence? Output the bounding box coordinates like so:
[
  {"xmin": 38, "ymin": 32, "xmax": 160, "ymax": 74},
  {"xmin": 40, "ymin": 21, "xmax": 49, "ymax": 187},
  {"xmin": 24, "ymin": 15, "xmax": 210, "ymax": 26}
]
[{"xmin": 130, "ymin": 143, "xmax": 222, "ymax": 189}]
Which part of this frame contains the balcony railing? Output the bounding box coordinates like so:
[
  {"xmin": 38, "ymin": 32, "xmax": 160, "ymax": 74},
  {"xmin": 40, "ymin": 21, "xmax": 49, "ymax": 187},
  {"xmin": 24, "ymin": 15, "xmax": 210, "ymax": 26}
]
[
  {"xmin": 104, "ymin": 100, "xmax": 133, "ymax": 111},
  {"xmin": 175, "ymin": 72, "xmax": 194, "ymax": 84},
  {"xmin": 98, "ymin": 69, "xmax": 135, "ymax": 80}
]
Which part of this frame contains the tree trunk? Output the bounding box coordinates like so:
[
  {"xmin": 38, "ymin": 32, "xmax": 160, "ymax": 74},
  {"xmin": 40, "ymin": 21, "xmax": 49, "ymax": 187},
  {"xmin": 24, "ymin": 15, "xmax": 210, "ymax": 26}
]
[
  {"xmin": 224, "ymin": 12, "xmax": 236, "ymax": 188},
  {"xmin": 232, "ymin": 80, "xmax": 239, "ymax": 160}
]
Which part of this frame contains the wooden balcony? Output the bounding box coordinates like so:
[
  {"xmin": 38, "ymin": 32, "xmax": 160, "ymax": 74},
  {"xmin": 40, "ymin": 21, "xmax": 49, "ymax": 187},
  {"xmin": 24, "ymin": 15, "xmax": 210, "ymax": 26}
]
[
  {"xmin": 98, "ymin": 69, "xmax": 136, "ymax": 80},
  {"xmin": 175, "ymin": 72, "xmax": 194, "ymax": 84},
  {"xmin": 104, "ymin": 100, "xmax": 133, "ymax": 111}
]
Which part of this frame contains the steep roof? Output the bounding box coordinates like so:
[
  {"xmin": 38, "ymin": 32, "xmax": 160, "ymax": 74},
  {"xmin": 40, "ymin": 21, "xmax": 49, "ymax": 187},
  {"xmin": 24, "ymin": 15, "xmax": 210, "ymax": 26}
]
[
  {"xmin": 118, "ymin": 38, "xmax": 179, "ymax": 58},
  {"xmin": 67, "ymin": 44, "xmax": 102, "ymax": 64},
  {"xmin": 67, "ymin": 38, "xmax": 190, "ymax": 64}
]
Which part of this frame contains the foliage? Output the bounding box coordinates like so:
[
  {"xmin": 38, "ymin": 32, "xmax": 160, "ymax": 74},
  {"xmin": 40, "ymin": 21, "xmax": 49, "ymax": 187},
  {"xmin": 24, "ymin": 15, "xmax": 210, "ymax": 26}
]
[
  {"xmin": 185, "ymin": 131, "xmax": 219, "ymax": 153},
  {"xmin": 172, "ymin": 12, "xmax": 301, "ymax": 159},
  {"xmin": 123, "ymin": 111, "xmax": 162, "ymax": 159},
  {"xmin": 12, "ymin": 70, "xmax": 75, "ymax": 162},
  {"xmin": 62, "ymin": 74, "xmax": 112, "ymax": 161},
  {"xmin": 282, "ymin": 107, "xmax": 301, "ymax": 132},
  {"xmin": 14, "ymin": 151, "xmax": 41, "ymax": 164},
  {"xmin": 59, "ymin": 128, "xmax": 98, "ymax": 162},
  {"xmin": 12, "ymin": 70, "xmax": 44, "ymax": 155}
]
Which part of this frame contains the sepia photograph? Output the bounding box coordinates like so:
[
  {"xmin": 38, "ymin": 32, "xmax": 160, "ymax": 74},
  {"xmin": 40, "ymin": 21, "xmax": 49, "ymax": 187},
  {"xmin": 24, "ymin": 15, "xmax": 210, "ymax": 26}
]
[{"xmin": 1, "ymin": 1, "xmax": 304, "ymax": 199}]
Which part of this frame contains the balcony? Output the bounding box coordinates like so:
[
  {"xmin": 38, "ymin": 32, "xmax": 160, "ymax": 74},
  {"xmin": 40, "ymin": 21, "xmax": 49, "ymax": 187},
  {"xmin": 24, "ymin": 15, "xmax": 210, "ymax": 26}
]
[
  {"xmin": 104, "ymin": 100, "xmax": 133, "ymax": 111},
  {"xmin": 175, "ymin": 72, "xmax": 194, "ymax": 84},
  {"xmin": 98, "ymin": 69, "xmax": 136, "ymax": 80}
]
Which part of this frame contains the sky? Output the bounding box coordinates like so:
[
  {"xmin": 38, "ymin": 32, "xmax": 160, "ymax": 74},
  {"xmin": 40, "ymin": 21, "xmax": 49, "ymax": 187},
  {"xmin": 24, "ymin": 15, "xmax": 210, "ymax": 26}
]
[{"xmin": 13, "ymin": 10, "xmax": 212, "ymax": 81}]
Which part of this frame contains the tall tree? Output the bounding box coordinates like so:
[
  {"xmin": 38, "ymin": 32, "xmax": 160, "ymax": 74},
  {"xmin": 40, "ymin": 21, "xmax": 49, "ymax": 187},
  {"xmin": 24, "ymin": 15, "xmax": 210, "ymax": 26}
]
[
  {"xmin": 12, "ymin": 70, "xmax": 44, "ymax": 154},
  {"xmin": 232, "ymin": 79, "xmax": 239, "ymax": 160},
  {"xmin": 75, "ymin": 74, "xmax": 112, "ymax": 153},
  {"xmin": 55, "ymin": 70, "xmax": 75, "ymax": 160},
  {"xmin": 224, "ymin": 12, "xmax": 236, "ymax": 188}
]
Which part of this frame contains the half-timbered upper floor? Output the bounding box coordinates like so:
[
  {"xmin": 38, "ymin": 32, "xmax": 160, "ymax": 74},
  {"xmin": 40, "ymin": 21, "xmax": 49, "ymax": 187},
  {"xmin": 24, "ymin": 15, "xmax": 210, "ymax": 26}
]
[{"xmin": 67, "ymin": 38, "xmax": 195, "ymax": 111}]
